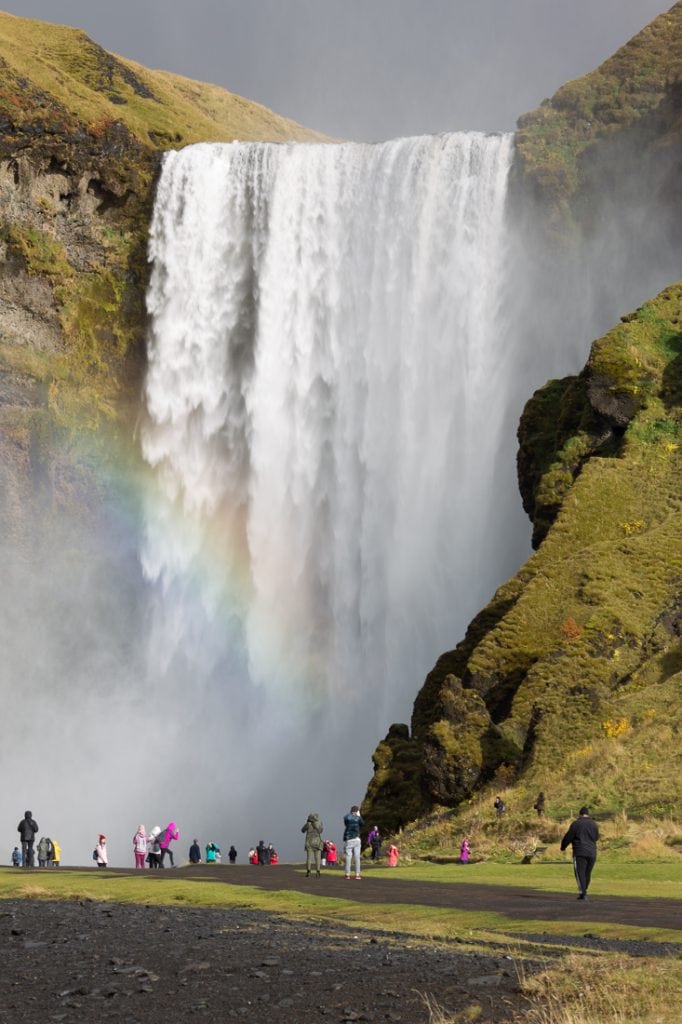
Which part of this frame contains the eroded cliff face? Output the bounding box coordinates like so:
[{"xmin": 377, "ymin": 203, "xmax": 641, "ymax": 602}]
[{"xmin": 0, "ymin": 11, "xmax": 319, "ymax": 547}]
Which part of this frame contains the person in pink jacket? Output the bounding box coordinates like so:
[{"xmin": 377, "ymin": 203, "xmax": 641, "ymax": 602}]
[
  {"xmin": 460, "ymin": 837, "xmax": 471, "ymax": 864},
  {"xmin": 159, "ymin": 822, "xmax": 179, "ymax": 867},
  {"xmin": 133, "ymin": 825, "xmax": 147, "ymax": 869},
  {"xmin": 387, "ymin": 843, "xmax": 399, "ymax": 867}
]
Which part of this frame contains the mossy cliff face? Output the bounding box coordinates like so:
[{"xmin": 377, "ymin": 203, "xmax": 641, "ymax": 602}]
[
  {"xmin": 511, "ymin": 1, "xmax": 682, "ymax": 242},
  {"xmin": 363, "ymin": 284, "xmax": 682, "ymax": 832},
  {"xmin": 363, "ymin": 1, "xmax": 682, "ymax": 837},
  {"xmin": 0, "ymin": 12, "xmax": 319, "ymax": 540}
]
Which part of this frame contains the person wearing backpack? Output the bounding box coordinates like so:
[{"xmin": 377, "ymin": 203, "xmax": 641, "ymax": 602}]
[
  {"xmin": 17, "ymin": 810, "xmax": 39, "ymax": 868},
  {"xmin": 95, "ymin": 835, "xmax": 108, "ymax": 868},
  {"xmin": 301, "ymin": 813, "xmax": 324, "ymax": 877},
  {"xmin": 158, "ymin": 821, "xmax": 179, "ymax": 867}
]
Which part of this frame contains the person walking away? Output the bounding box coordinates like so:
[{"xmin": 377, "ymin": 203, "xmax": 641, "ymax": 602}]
[
  {"xmin": 460, "ymin": 837, "xmax": 471, "ymax": 864},
  {"xmin": 17, "ymin": 810, "xmax": 39, "ymax": 868},
  {"xmin": 45, "ymin": 837, "xmax": 54, "ymax": 867},
  {"xmin": 228, "ymin": 845, "xmax": 237, "ymax": 864},
  {"xmin": 11, "ymin": 847, "xmax": 22, "ymax": 867},
  {"xmin": 37, "ymin": 835, "xmax": 51, "ymax": 868},
  {"xmin": 561, "ymin": 805, "xmax": 600, "ymax": 900},
  {"xmin": 256, "ymin": 840, "xmax": 269, "ymax": 865},
  {"xmin": 95, "ymin": 835, "xmax": 108, "ymax": 868},
  {"xmin": 133, "ymin": 825, "xmax": 147, "ymax": 869},
  {"xmin": 387, "ymin": 843, "xmax": 399, "ymax": 867},
  {"xmin": 326, "ymin": 839, "xmax": 337, "ymax": 867},
  {"xmin": 533, "ymin": 792, "xmax": 546, "ymax": 818},
  {"xmin": 368, "ymin": 826, "xmax": 382, "ymax": 861},
  {"xmin": 301, "ymin": 813, "xmax": 324, "ymax": 877},
  {"xmin": 158, "ymin": 821, "xmax": 179, "ymax": 867},
  {"xmin": 188, "ymin": 839, "xmax": 201, "ymax": 864},
  {"xmin": 493, "ymin": 796, "xmax": 506, "ymax": 817},
  {"xmin": 343, "ymin": 805, "xmax": 364, "ymax": 880},
  {"xmin": 51, "ymin": 838, "xmax": 61, "ymax": 867}
]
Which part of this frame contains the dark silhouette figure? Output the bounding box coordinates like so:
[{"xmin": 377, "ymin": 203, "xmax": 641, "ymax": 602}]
[
  {"xmin": 561, "ymin": 806, "xmax": 600, "ymax": 900},
  {"xmin": 533, "ymin": 792, "xmax": 546, "ymax": 817},
  {"xmin": 17, "ymin": 811, "xmax": 39, "ymax": 868}
]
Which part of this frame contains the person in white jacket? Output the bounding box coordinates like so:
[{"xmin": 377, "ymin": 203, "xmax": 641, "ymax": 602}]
[{"xmin": 95, "ymin": 834, "xmax": 108, "ymax": 868}]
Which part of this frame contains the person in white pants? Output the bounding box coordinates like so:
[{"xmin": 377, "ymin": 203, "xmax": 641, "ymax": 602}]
[{"xmin": 343, "ymin": 805, "xmax": 364, "ymax": 879}]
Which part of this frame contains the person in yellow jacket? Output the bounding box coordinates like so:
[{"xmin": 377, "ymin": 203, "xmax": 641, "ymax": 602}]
[{"xmin": 51, "ymin": 838, "xmax": 61, "ymax": 867}]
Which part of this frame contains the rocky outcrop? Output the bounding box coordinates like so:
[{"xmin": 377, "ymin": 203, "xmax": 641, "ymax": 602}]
[{"xmin": 363, "ymin": 282, "xmax": 682, "ymax": 832}]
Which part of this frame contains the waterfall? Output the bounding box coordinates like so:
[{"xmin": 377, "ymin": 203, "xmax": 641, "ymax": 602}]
[{"xmin": 141, "ymin": 133, "xmax": 529, "ymax": 827}]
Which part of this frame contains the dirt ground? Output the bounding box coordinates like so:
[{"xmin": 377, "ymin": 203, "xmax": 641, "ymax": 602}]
[
  {"xmin": 1, "ymin": 897, "xmax": 529, "ymax": 1023},
  {"xmin": 2, "ymin": 865, "xmax": 680, "ymax": 1023}
]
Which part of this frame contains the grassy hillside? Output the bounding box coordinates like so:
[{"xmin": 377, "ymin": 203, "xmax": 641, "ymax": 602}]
[
  {"xmin": 0, "ymin": 11, "xmax": 322, "ymax": 529},
  {"xmin": 363, "ymin": 283, "xmax": 682, "ymax": 835},
  {"xmin": 513, "ymin": 0, "xmax": 682, "ymax": 238},
  {"xmin": 0, "ymin": 11, "xmax": 320, "ymax": 153}
]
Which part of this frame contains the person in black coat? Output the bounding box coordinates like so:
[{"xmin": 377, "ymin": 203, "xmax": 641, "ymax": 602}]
[
  {"xmin": 228, "ymin": 845, "xmax": 237, "ymax": 864},
  {"xmin": 17, "ymin": 811, "xmax": 39, "ymax": 869},
  {"xmin": 256, "ymin": 840, "xmax": 270, "ymax": 865},
  {"xmin": 561, "ymin": 805, "xmax": 599, "ymax": 899},
  {"xmin": 188, "ymin": 839, "xmax": 201, "ymax": 864}
]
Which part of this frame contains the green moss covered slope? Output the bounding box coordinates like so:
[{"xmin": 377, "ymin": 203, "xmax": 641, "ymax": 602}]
[
  {"xmin": 363, "ymin": 283, "xmax": 682, "ymax": 833},
  {"xmin": 0, "ymin": 12, "xmax": 321, "ymax": 534},
  {"xmin": 513, "ymin": 1, "xmax": 682, "ymax": 238}
]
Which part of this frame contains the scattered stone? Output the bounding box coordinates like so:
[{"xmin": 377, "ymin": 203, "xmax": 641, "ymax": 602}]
[{"xmin": 467, "ymin": 973, "xmax": 502, "ymax": 987}]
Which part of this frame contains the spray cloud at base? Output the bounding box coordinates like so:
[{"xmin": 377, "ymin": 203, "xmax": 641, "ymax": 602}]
[{"xmin": 1, "ymin": 127, "xmax": 680, "ymax": 864}]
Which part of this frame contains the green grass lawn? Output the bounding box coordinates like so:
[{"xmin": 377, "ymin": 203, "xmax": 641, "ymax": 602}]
[
  {"xmin": 382, "ymin": 857, "xmax": 682, "ymax": 900},
  {"xmin": 1, "ymin": 862, "xmax": 680, "ymax": 948}
]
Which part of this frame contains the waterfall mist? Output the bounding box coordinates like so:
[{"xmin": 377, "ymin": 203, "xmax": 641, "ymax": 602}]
[
  {"xmin": 140, "ymin": 134, "xmax": 529, "ymax": 854},
  {"xmin": 2, "ymin": 129, "xmax": 679, "ymax": 863}
]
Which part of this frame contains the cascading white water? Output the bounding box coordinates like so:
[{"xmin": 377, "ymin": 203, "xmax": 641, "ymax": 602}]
[{"xmin": 141, "ymin": 133, "xmax": 530, "ymax": 831}]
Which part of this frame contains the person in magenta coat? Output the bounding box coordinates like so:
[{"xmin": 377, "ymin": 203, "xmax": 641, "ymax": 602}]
[
  {"xmin": 460, "ymin": 837, "xmax": 471, "ymax": 864},
  {"xmin": 159, "ymin": 822, "xmax": 179, "ymax": 867}
]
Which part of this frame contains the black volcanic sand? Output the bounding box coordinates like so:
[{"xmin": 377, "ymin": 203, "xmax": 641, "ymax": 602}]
[
  {"xmin": 1, "ymin": 898, "xmax": 529, "ymax": 1024},
  {"xmin": 2, "ymin": 865, "xmax": 680, "ymax": 1023}
]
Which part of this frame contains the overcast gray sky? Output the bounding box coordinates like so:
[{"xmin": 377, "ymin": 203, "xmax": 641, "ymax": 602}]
[{"xmin": 1, "ymin": 0, "xmax": 673, "ymax": 140}]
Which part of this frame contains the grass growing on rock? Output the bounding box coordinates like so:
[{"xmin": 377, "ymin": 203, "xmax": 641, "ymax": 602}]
[{"xmin": 365, "ymin": 283, "xmax": 682, "ymax": 839}]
